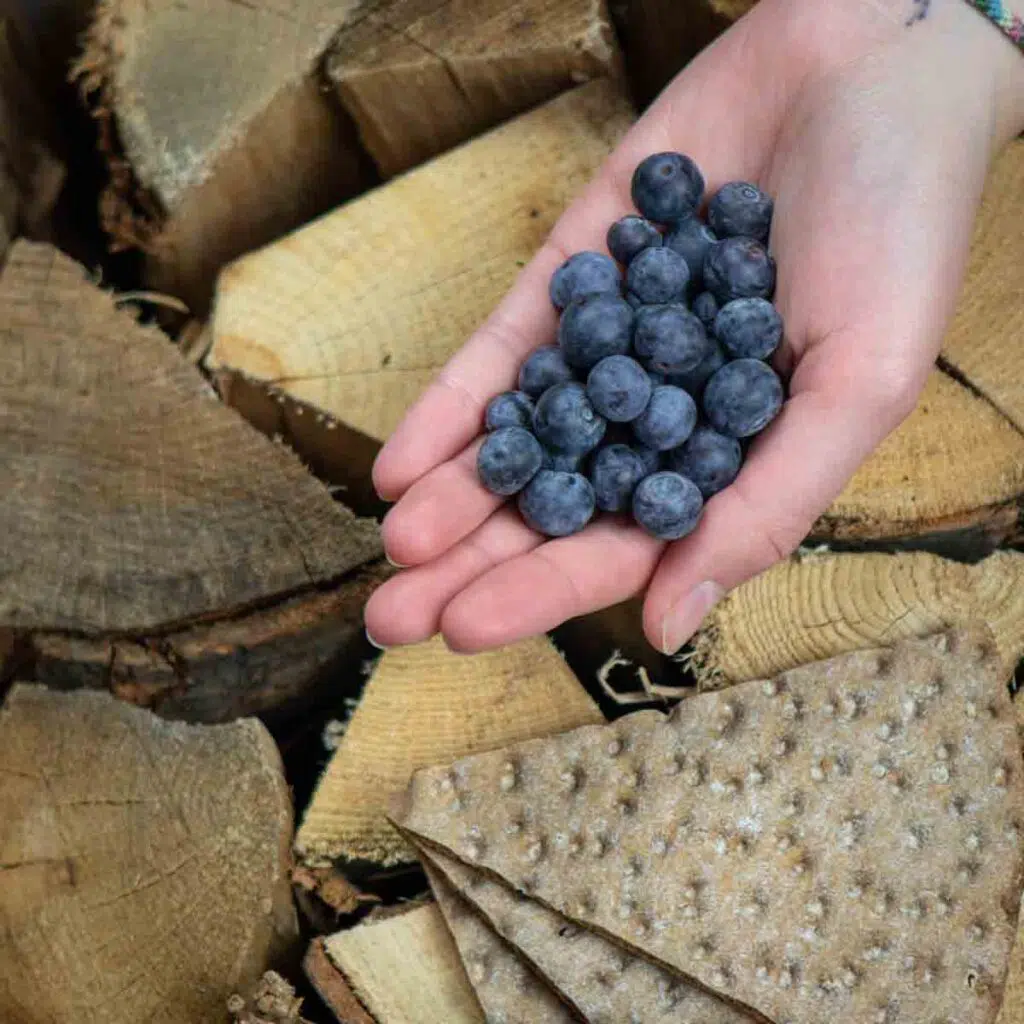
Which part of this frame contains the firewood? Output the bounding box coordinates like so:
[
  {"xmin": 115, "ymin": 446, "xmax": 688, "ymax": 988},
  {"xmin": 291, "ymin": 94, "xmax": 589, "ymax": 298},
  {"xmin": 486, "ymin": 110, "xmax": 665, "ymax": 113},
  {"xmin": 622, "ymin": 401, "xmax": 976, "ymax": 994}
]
[
  {"xmin": 690, "ymin": 548, "xmax": 1024, "ymax": 689},
  {"xmin": 313, "ymin": 904, "xmax": 485, "ymax": 1024},
  {"xmin": 327, "ymin": 0, "xmax": 621, "ymax": 178},
  {"xmin": 304, "ymin": 939, "xmax": 377, "ymax": 1024},
  {"xmin": 294, "ymin": 635, "xmax": 602, "ymax": 875},
  {"xmin": 941, "ymin": 141, "xmax": 1024, "ymax": 432},
  {"xmin": 0, "ymin": 14, "xmax": 64, "ymax": 255},
  {"xmin": 73, "ymin": 0, "xmax": 375, "ymax": 317},
  {"xmin": 0, "ymin": 684, "xmax": 297, "ymax": 1024},
  {"xmin": 227, "ymin": 972, "xmax": 312, "ymax": 1024},
  {"xmin": 207, "ymin": 78, "xmax": 635, "ymax": 446},
  {"xmin": 0, "ymin": 240, "xmax": 383, "ymax": 723}
]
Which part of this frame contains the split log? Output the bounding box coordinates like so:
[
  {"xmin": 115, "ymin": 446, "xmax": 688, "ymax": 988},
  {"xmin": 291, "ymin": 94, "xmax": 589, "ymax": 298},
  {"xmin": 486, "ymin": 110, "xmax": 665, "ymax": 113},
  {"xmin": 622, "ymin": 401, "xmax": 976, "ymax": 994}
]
[
  {"xmin": 310, "ymin": 905, "xmax": 484, "ymax": 1024},
  {"xmin": 690, "ymin": 549, "xmax": 1024, "ymax": 689},
  {"xmin": 0, "ymin": 684, "xmax": 297, "ymax": 1024},
  {"xmin": 304, "ymin": 939, "xmax": 377, "ymax": 1024},
  {"xmin": 74, "ymin": 0, "xmax": 375, "ymax": 318},
  {"xmin": 0, "ymin": 13, "xmax": 64, "ymax": 256},
  {"xmin": 1000, "ymin": 932, "xmax": 1024, "ymax": 1024},
  {"xmin": 0, "ymin": 240, "xmax": 384, "ymax": 723},
  {"xmin": 941, "ymin": 141, "xmax": 1024, "ymax": 432},
  {"xmin": 228, "ymin": 972, "xmax": 312, "ymax": 1024},
  {"xmin": 207, "ymin": 78, "xmax": 635, "ymax": 448},
  {"xmin": 327, "ymin": 0, "xmax": 620, "ymax": 179},
  {"xmin": 293, "ymin": 635, "xmax": 603, "ymax": 874}
]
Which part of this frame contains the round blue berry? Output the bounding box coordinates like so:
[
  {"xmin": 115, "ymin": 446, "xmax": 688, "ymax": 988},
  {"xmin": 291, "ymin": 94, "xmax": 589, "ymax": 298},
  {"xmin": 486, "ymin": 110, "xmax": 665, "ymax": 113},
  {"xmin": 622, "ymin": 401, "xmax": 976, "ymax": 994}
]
[
  {"xmin": 703, "ymin": 358, "xmax": 784, "ymax": 438},
  {"xmin": 703, "ymin": 237, "xmax": 776, "ymax": 303},
  {"xmin": 485, "ymin": 390, "xmax": 534, "ymax": 431},
  {"xmin": 664, "ymin": 214, "xmax": 717, "ymax": 283},
  {"xmin": 632, "ymin": 444, "xmax": 662, "ymax": 476},
  {"xmin": 632, "ymin": 385, "xmax": 697, "ymax": 451},
  {"xmin": 549, "ymin": 251, "xmax": 621, "ymax": 310},
  {"xmin": 626, "ymin": 247, "xmax": 690, "ymax": 306},
  {"xmin": 558, "ymin": 294, "xmax": 635, "ymax": 371},
  {"xmin": 645, "ymin": 308, "xmax": 708, "ymax": 376},
  {"xmin": 589, "ymin": 444, "xmax": 648, "ymax": 512},
  {"xmin": 586, "ymin": 355, "xmax": 652, "ymax": 423},
  {"xmin": 691, "ymin": 291, "xmax": 719, "ymax": 332},
  {"xmin": 607, "ymin": 215, "xmax": 663, "ymax": 266},
  {"xmin": 518, "ymin": 345, "xmax": 575, "ymax": 398},
  {"xmin": 476, "ymin": 427, "xmax": 543, "ymax": 496},
  {"xmin": 665, "ymin": 425, "xmax": 742, "ymax": 498},
  {"xmin": 666, "ymin": 339, "xmax": 727, "ymax": 400},
  {"xmin": 518, "ymin": 470, "xmax": 596, "ymax": 537},
  {"xmin": 715, "ymin": 297, "xmax": 783, "ymax": 360},
  {"xmin": 707, "ymin": 181, "xmax": 774, "ymax": 243},
  {"xmin": 542, "ymin": 449, "xmax": 584, "ymax": 473},
  {"xmin": 630, "ymin": 152, "xmax": 705, "ymax": 225},
  {"xmin": 632, "ymin": 471, "xmax": 704, "ymax": 540},
  {"xmin": 533, "ymin": 381, "xmax": 606, "ymax": 455}
]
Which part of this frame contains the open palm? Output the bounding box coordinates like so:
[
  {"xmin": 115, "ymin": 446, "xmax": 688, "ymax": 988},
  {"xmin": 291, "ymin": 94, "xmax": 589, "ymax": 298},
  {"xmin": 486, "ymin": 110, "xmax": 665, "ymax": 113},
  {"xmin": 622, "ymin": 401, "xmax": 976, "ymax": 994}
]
[{"xmin": 366, "ymin": 0, "xmax": 1018, "ymax": 655}]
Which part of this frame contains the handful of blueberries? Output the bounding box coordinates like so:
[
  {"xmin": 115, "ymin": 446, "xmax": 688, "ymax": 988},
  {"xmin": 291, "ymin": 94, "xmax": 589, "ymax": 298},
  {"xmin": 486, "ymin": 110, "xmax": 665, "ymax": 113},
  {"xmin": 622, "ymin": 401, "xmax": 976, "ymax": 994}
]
[{"xmin": 476, "ymin": 151, "xmax": 786, "ymax": 541}]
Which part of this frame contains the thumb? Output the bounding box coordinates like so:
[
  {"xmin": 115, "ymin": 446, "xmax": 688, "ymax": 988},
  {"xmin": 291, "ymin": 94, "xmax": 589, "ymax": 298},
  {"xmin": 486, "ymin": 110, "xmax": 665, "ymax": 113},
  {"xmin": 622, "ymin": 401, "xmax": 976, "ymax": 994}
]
[{"xmin": 642, "ymin": 349, "xmax": 925, "ymax": 654}]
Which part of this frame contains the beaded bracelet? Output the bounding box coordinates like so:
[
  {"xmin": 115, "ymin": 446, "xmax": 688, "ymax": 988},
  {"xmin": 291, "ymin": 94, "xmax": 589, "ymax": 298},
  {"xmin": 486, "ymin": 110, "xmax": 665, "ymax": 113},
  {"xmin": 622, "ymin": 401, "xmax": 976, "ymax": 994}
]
[{"xmin": 963, "ymin": 0, "xmax": 1024, "ymax": 50}]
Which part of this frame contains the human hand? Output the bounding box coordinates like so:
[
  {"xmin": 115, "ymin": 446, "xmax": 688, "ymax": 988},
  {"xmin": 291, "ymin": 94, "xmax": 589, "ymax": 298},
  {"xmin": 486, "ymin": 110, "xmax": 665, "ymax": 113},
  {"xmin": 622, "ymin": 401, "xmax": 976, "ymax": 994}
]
[{"xmin": 366, "ymin": 0, "xmax": 1024, "ymax": 655}]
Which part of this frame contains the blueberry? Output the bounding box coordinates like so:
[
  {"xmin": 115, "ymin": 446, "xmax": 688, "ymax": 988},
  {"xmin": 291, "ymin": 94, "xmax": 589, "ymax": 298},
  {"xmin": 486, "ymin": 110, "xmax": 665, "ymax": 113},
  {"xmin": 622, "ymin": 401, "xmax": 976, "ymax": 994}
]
[
  {"xmin": 715, "ymin": 297, "xmax": 783, "ymax": 360},
  {"xmin": 646, "ymin": 369, "xmax": 667, "ymax": 386},
  {"xmin": 626, "ymin": 247, "xmax": 690, "ymax": 306},
  {"xmin": 664, "ymin": 214, "xmax": 717, "ymax": 283},
  {"xmin": 703, "ymin": 358, "xmax": 784, "ymax": 438},
  {"xmin": 626, "ymin": 292, "xmax": 644, "ymax": 310},
  {"xmin": 633, "ymin": 304, "xmax": 708, "ymax": 374},
  {"xmin": 589, "ymin": 444, "xmax": 648, "ymax": 512},
  {"xmin": 632, "ymin": 471, "xmax": 704, "ymax": 540},
  {"xmin": 549, "ymin": 251, "xmax": 621, "ymax": 310},
  {"xmin": 665, "ymin": 425, "xmax": 742, "ymax": 498},
  {"xmin": 542, "ymin": 449, "xmax": 584, "ymax": 473},
  {"xmin": 630, "ymin": 152, "xmax": 705, "ymax": 225},
  {"xmin": 666, "ymin": 340, "xmax": 727, "ymax": 400},
  {"xmin": 518, "ymin": 345, "xmax": 576, "ymax": 398},
  {"xmin": 632, "ymin": 385, "xmax": 697, "ymax": 451},
  {"xmin": 477, "ymin": 427, "xmax": 543, "ymax": 496},
  {"xmin": 558, "ymin": 294, "xmax": 634, "ymax": 371},
  {"xmin": 533, "ymin": 381, "xmax": 606, "ymax": 454},
  {"xmin": 518, "ymin": 470, "xmax": 596, "ymax": 537},
  {"xmin": 707, "ymin": 181, "xmax": 774, "ymax": 243},
  {"xmin": 703, "ymin": 237, "xmax": 776, "ymax": 303},
  {"xmin": 586, "ymin": 355, "xmax": 652, "ymax": 423},
  {"xmin": 607, "ymin": 215, "xmax": 663, "ymax": 266},
  {"xmin": 691, "ymin": 291, "xmax": 719, "ymax": 332},
  {"xmin": 485, "ymin": 390, "xmax": 534, "ymax": 431},
  {"xmin": 632, "ymin": 444, "xmax": 662, "ymax": 476}
]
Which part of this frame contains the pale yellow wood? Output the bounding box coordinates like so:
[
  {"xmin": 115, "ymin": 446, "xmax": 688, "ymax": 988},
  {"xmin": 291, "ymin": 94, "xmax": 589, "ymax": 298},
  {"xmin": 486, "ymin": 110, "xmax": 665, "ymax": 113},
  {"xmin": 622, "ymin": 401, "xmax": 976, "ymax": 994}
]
[
  {"xmin": 76, "ymin": 0, "xmax": 372, "ymax": 315},
  {"xmin": 294, "ymin": 634, "xmax": 603, "ymax": 867},
  {"xmin": 691, "ymin": 549, "xmax": 1024, "ymax": 688},
  {"xmin": 941, "ymin": 140, "xmax": 1024, "ymax": 434},
  {"xmin": 323, "ymin": 905, "xmax": 485, "ymax": 1024},
  {"xmin": 816, "ymin": 370, "xmax": 1024, "ymax": 541},
  {"xmin": 328, "ymin": 0, "xmax": 620, "ymax": 178},
  {"xmin": 0, "ymin": 684, "xmax": 296, "ymax": 1024},
  {"xmin": 999, "ymin": 926, "xmax": 1024, "ymax": 1024},
  {"xmin": 207, "ymin": 78, "xmax": 635, "ymax": 444}
]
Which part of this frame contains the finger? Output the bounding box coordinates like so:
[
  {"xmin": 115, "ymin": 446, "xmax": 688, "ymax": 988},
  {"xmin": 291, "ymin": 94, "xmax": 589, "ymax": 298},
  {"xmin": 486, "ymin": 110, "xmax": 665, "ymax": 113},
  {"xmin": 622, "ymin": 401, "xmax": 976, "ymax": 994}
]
[
  {"xmin": 642, "ymin": 358, "xmax": 924, "ymax": 655},
  {"xmin": 380, "ymin": 437, "xmax": 504, "ymax": 567},
  {"xmin": 365, "ymin": 506, "xmax": 544, "ymax": 648},
  {"xmin": 440, "ymin": 520, "xmax": 664, "ymax": 653},
  {"xmin": 372, "ymin": 20, "xmax": 790, "ymax": 503}
]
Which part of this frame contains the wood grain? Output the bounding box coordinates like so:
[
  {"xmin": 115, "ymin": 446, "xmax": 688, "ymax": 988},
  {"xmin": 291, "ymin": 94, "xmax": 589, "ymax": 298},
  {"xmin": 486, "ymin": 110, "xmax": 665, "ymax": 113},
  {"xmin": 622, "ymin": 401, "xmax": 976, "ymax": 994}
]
[
  {"xmin": 328, "ymin": 0, "xmax": 620, "ymax": 177},
  {"xmin": 294, "ymin": 634, "xmax": 603, "ymax": 868},
  {"xmin": 691, "ymin": 549, "xmax": 1024, "ymax": 689},
  {"xmin": 0, "ymin": 684, "xmax": 296, "ymax": 1024},
  {"xmin": 208, "ymin": 79, "xmax": 635, "ymax": 444}
]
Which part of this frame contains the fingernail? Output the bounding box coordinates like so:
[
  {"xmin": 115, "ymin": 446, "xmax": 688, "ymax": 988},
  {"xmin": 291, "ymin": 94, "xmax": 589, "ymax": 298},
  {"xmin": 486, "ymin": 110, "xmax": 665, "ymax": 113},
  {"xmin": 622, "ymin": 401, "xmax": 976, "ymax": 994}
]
[
  {"xmin": 365, "ymin": 628, "xmax": 389, "ymax": 651},
  {"xmin": 659, "ymin": 581, "xmax": 726, "ymax": 655},
  {"xmin": 385, "ymin": 553, "xmax": 409, "ymax": 569}
]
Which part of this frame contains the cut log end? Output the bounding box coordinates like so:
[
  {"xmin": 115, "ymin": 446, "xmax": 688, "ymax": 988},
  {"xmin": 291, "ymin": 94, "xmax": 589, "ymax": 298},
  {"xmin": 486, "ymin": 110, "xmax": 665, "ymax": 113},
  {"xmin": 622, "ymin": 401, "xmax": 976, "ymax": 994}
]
[
  {"xmin": 0, "ymin": 685, "xmax": 297, "ymax": 1024},
  {"xmin": 294, "ymin": 635, "xmax": 603, "ymax": 870}
]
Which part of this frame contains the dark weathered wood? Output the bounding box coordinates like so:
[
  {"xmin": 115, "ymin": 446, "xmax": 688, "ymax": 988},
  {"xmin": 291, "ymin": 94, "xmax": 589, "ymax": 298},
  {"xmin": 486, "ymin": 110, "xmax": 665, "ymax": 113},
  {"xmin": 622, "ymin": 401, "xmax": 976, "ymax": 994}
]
[
  {"xmin": 303, "ymin": 939, "xmax": 376, "ymax": 1024},
  {"xmin": 328, "ymin": 0, "xmax": 620, "ymax": 178},
  {"xmin": 0, "ymin": 240, "xmax": 384, "ymax": 721},
  {"xmin": 0, "ymin": 684, "xmax": 297, "ymax": 1024}
]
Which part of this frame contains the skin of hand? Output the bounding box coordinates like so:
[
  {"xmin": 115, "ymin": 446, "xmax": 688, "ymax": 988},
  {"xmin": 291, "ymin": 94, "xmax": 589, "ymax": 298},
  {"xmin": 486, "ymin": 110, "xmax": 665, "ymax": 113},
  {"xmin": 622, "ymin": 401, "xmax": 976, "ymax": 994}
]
[{"xmin": 366, "ymin": 0, "xmax": 1024, "ymax": 656}]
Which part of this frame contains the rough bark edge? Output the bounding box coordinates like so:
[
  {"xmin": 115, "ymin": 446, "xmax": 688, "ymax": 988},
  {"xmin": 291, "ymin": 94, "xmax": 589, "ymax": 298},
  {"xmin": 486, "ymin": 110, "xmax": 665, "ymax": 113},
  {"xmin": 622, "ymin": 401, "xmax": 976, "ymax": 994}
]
[{"xmin": 303, "ymin": 938, "xmax": 377, "ymax": 1024}]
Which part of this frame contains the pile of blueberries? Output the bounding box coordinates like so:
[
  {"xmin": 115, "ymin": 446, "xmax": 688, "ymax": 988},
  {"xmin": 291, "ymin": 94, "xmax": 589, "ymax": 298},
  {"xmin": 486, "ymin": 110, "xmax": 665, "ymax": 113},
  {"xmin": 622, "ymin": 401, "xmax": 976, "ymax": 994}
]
[{"xmin": 476, "ymin": 151, "xmax": 785, "ymax": 541}]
